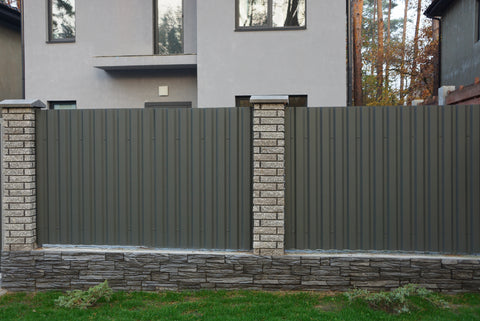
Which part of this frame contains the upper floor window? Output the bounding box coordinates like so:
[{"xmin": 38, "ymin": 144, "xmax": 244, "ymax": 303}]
[
  {"xmin": 156, "ymin": 0, "xmax": 183, "ymax": 55},
  {"xmin": 48, "ymin": 0, "xmax": 75, "ymax": 42},
  {"xmin": 236, "ymin": 0, "xmax": 306, "ymax": 30}
]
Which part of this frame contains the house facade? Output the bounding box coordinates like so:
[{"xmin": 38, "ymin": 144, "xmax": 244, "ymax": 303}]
[
  {"xmin": 0, "ymin": 2, "xmax": 22, "ymax": 101},
  {"xmin": 23, "ymin": 0, "xmax": 347, "ymax": 109},
  {"xmin": 425, "ymin": 0, "xmax": 480, "ymax": 87}
]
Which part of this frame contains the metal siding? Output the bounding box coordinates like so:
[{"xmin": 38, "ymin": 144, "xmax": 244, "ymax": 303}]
[
  {"xmin": 36, "ymin": 108, "xmax": 252, "ymax": 250},
  {"xmin": 286, "ymin": 106, "xmax": 480, "ymax": 254}
]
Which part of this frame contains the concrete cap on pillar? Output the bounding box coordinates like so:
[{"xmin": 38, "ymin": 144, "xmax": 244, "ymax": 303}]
[
  {"xmin": 250, "ymin": 96, "xmax": 289, "ymax": 104},
  {"xmin": 0, "ymin": 99, "xmax": 46, "ymax": 109}
]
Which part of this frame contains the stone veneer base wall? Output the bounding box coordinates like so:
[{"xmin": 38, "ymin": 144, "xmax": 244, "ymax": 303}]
[{"xmin": 1, "ymin": 250, "xmax": 479, "ymax": 293}]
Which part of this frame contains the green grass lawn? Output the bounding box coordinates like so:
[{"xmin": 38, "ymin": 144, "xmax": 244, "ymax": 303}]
[{"xmin": 0, "ymin": 289, "xmax": 479, "ymax": 321}]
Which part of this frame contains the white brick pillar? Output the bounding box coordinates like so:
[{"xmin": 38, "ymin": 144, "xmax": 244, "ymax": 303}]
[
  {"xmin": 251, "ymin": 96, "xmax": 288, "ymax": 256},
  {"xmin": 1, "ymin": 99, "xmax": 45, "ymax": 251}
]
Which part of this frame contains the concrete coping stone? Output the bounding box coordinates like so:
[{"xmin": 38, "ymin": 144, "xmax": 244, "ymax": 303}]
[
  {"xmin": 250, "ymin": 96, "xmax": 289, "ymax": 104},
  {"xmin": 0, "ymin": 99, "xmax": 46, "ymax": 109},
  {"xmin": 37, "ymin": 245, "xmax": 480, "ymax": 261}
]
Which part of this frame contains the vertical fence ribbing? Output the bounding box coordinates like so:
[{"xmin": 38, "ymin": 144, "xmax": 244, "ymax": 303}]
[
  {"xmin": 286, "ymin": 106, "xmax": 480, "ymax": 254},
  {"xmin": 36, "ymin": 108, "xmax": 252, "ymax": 250}
]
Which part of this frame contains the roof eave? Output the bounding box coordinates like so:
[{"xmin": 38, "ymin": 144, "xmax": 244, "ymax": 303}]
[
  {"xmin": 0, "ymin": 3, "xmax": 21, "ymax": 29},
  {"xmin": 424, "ymin": 0, "xmax": 455, "ymax": 18}
]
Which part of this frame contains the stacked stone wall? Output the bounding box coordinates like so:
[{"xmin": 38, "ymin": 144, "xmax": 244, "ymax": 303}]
[{"xmin": 2, "ymin": 251, "xmax": 479, "ymax": 293}]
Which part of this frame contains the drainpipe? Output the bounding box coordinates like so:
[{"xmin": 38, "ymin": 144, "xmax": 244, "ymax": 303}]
[
  {"xmin": 346, "ymin": 0, "xmax": 353, "ymax": 106},
  {"xmin": 21, "ymin": 0, "xmax": 25, "ymax": 99}
]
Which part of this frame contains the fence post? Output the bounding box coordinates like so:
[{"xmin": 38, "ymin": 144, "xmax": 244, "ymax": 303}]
[
  {"xmin": 250, "ymin": 96, "xmax": 288, "ymax": 256},
  {"xmin": 0, "ymin": 99, "xmax": 45, "ymax": 251}
]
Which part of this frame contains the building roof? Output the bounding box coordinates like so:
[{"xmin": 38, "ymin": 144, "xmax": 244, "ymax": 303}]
[
  {"xmin": 0, "ymin": 2, "xmax": 21, "ymax": 30},
  {"xmin": 424, "ymin": 0, "xmax": 456, "ymax": 18}
]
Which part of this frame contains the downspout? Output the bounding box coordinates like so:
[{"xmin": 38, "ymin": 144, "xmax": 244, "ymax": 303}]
[{"xmin": 346, "ymin": 0, "xmax": 353, "ymax": 106}]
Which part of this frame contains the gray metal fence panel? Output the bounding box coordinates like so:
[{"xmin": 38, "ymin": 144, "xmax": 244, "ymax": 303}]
[
  {"xmin": 286, "ymin": 106, "xmax": 480, "ymax": 254},
  {"xmin": 36, "ymin": 108, "xmax": 252, "ymax": 250}
]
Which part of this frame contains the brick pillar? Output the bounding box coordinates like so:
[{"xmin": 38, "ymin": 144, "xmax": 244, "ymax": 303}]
[
  {"xmin": 1, "ymin": 99, "xmax": 45, "ymax": 251},
  {"xmin": 251, "ymin": 96, "xmax": 288, "ymax": 256}
]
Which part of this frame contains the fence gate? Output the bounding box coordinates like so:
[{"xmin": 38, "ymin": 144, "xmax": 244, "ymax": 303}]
[
  {"xmin": 36, "ymin": 108, "xmax": 252, "ymax": 250},
  {"xmin": 286, "ymin": 106, "xmax": 480, "ymax": 254}
]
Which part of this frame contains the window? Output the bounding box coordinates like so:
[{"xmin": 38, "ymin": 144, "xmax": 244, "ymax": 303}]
[
  {"xmin": 236, "ymin": 0, "xmax": 306, "ymax": 30},
  {"xmin": 155, "ymin": 0, "xmax": 183, "ymax": 55},
  {"xmin": 145, "ymin": 102, "xmax": 192, "ymax": 108},
  {"xmin": 48, "ymin": 0, "xmax": 75, "ymax": 42},
  {"xmin": 236, "ymin": 95, "xmax": 307, "ymax": 107},
  {"xmin": 49, "ymin": 101, "xmax": 76, "ymax": 110}
]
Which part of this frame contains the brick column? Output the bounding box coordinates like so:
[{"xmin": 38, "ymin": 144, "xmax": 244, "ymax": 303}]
[
  {"xmin": 1, "ymin": 99, "xmax": 45, "ymax": 251},
  {"xmin": 251, "ymin": 96, "xmax": 287, "ymax": 256}
]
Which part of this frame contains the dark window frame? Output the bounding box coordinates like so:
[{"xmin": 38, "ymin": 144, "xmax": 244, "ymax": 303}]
[
  {"xmin": 235, "ymin": 0, "xmax": 307, "ymax": 31},
  {"xmin": 48, "ymin": 100, "xmax": 77, "ymax": 110},
  {"xmin": 153, "ymin": 0, "xmax": 185, "ymax": 55},
  {"xmin": 47, "ymin": 0, "xmax": 76, "ymax": 43},
  {"xmin": 145, "ymin": 101, "xmax": 192, "ymax": 108}
]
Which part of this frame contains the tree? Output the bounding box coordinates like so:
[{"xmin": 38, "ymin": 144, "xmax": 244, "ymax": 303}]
[
  {"xmin": 357, "ymin": 0, "xmax": 438, "ymax": 106},
  {"xmin": 407, "ymin": 23, "xmax": 439, "ymax": 100},
  {"xmin": 52, "ymin": 0, "xmax": 75, "ymax": 39},
  {"xmin": 408, "ymin": 0, "xmax": 422, "ymax": 103},
  {"xmin": 399, "ymin": 0, "xmax": 409, "ymax": 103},
  {"xmin": 0, "ymin": 0, "xmax": 21, "ymax": 10},
  {"xmin": 385, "ymin": 0, "xmax": 392, "ymax": 89},
  {"xmin": 361, "ymin": 0, "xmax": 402, "ymax": 105},
  {"xmin": 375, "ymin": 0, "xmax": 385, "ymax": 100},
  {"xmin": 157, "ymin": 7, "xmax": 183, "ymax": 55},
  {"xmin": 284, "ymin": 0, "xmax": 300, "ymax": 26},
  {"xmin": 352, "ymin": 0, "xmax": 364, "ymax": 105}
]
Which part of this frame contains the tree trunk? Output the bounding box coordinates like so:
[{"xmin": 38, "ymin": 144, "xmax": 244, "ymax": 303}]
[
  {"xmin": 352, "ymin": 0, "xmax": 364, "ymax": 106},
  {"xmin": 410, "ymin": 0, "xmax": 422, "ymax": 101},
  {"xmin": 284, "ymin": 0, "xmax": 300, "ymax": 26},
  {"xmin": 376, "ymin": 0, "xmax": 384, "ymax": 100},
  {"xmin": 385, "ymin": 0, "xmax": 392, "ymax": 90},
  {"xmin": 400, "ymin": 0, "xmax": 409, "ymax": 103}
]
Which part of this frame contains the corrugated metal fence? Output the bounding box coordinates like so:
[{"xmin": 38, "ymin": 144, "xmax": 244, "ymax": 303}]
[
  {"xmin": 36, "ymin": 108, "xmax": 252, "ymax": 250},
  {"xmin": 286, "ymin": 106, "xmax": 480, "ymax": 254}
]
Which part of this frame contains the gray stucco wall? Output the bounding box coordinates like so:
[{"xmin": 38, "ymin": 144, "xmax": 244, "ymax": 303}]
[
  {"xmin": 24, "ymin": 0, "xmax": 347, "ymax": 108},
  {"xmin": 0, "ymin": 23, "xmax": 22, "ymax": 101},
  {"xmin": 441, "ymin": 0, "xmax": 480, "ymax": 86},
  {"xmin": 196, "ymin": 0, "xmax": 347, "ymax": 107},
  {"xmin": 24, "ymin": 0, "xmax": 198, "ymax": 109}
]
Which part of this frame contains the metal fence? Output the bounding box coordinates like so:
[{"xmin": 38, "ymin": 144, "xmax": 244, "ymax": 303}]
[
  {"xmin": 286, "ymin": 106, "xmax": 480, "ymax": 254},
  {"xmin": 36, "ymin": 108, "xmax": 252, "ymax": 250}
]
